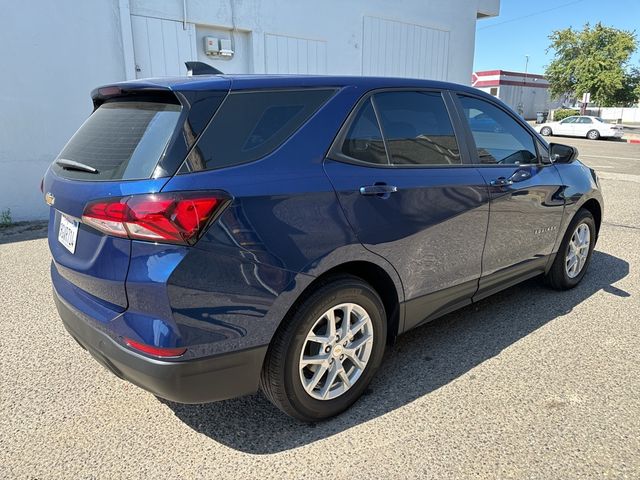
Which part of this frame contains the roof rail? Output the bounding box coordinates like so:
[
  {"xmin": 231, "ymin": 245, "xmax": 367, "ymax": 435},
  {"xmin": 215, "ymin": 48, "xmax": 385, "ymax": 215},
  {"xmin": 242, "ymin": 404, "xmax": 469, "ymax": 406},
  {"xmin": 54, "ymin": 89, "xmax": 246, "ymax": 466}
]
[{"xmin": 185, "ymin": 62, "xmax": 224, "ymax": 76}]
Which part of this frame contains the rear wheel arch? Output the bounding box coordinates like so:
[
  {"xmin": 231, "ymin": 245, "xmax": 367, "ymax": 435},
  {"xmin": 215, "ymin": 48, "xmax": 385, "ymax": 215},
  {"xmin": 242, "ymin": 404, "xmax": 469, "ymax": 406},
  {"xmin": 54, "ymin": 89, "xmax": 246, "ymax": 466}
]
[
  {"xmin": 324, "ymin": 262, "xmax": 401, "ymax": 344},
  {"xmin": 272, "ymin": 261, "xmax": 402, "ymax": 350}
]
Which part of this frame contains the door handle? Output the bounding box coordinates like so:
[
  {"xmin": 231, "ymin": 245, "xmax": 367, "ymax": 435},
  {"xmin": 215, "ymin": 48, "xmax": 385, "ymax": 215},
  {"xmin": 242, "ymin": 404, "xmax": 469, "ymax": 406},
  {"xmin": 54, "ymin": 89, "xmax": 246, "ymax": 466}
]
[
  {"xmin": 490, "ymin": 177, "xmax": 513, "ymax": 186},
  {"xmin": 359, "ymin": 184, "xmax": 398, "ymax": 196},
  {"xmin": 490, "ymin": 168, "xmax": 532, "ymax": 187},
  {"xmin": 509, "ymin": 169, "xmax": 532, "ymax": 182}
]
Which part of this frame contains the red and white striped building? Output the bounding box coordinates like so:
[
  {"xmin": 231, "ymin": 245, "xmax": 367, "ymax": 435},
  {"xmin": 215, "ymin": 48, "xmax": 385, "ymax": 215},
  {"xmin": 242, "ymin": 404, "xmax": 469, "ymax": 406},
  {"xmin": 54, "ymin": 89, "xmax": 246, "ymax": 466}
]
[{"xmin": 472, "ymin": 70, "xmax": 561, "ymax": 120}]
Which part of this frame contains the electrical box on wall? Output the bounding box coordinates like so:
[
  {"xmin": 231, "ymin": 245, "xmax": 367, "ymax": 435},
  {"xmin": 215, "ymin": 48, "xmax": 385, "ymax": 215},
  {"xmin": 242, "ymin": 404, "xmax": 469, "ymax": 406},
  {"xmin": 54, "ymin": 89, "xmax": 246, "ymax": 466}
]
[
  {"xmin": 203, "ymin": 36, "xmax": 234, "ymax": 58},
  {"xmin": 204, "ymin": 36, "xmax": 219, "ymax": 56},
  {"xmin": 219, "ymin": 38, "xmax": 233, "ymax": 58}
]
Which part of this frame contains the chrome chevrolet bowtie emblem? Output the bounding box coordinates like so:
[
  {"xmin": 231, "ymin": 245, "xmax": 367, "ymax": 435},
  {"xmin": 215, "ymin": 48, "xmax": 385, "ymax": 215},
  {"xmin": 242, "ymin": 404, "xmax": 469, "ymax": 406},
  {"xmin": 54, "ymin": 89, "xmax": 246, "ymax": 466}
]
[{"xmin": 45, "ymin": 192, "xmax": 55, "ymax": 206}]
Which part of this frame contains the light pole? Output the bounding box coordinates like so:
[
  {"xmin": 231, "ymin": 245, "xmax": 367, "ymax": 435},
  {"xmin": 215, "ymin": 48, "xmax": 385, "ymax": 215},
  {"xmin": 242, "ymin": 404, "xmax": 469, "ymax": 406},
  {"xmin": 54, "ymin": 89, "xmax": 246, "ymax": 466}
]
[{"xmin": 519, "ymin": 55, "xmax": 529, "ymax": 117}]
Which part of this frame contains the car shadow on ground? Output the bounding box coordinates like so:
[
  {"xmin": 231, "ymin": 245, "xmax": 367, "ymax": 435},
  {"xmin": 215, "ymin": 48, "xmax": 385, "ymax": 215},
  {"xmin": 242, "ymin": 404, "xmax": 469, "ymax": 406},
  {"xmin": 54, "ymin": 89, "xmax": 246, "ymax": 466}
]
[{"xmin": 164, "ymin": 250, "xmax": 629, "ymax": 454}]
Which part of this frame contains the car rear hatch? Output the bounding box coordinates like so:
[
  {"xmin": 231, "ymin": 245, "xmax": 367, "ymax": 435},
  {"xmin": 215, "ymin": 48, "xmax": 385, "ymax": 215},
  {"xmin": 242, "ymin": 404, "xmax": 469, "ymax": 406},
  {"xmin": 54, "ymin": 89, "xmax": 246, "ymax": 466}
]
[{"xmin": 45, "ymin": 79, "xmax": 229, "ymax": 317}]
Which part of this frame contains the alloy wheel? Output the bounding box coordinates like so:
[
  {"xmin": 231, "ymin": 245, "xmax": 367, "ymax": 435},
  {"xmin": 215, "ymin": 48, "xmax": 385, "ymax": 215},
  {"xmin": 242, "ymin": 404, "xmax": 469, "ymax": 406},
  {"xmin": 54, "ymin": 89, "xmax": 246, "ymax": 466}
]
[
  {"xmin": 565, "ymin": 223, "xmax": 590, "ymax": 278},
  {"xmin": 298, "ymin": 303, "xmax": 374, "ymax": 400}
]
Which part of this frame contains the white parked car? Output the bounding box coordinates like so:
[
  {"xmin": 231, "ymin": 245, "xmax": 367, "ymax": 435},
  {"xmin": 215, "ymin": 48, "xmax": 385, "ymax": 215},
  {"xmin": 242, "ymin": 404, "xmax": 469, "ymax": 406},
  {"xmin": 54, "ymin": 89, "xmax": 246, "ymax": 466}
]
[{"xmin": 537, "ymin": 115, "xmax": 624, "ymax": 140}]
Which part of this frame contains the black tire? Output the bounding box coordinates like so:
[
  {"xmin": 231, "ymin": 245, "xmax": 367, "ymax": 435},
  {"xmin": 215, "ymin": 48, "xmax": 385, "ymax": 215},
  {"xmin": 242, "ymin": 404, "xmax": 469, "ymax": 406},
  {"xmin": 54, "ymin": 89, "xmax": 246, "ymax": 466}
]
[
  {"xmin": 545, "ymin": 208, "xmax": 596, "ymax": 290},
  {"xmin": 587, "ymin": 129, "xmax": 600, "ymax": 140},
  {"xmin": 260, "ymin": 275, "xmax": 387, "ymax": 422},
  {"xmin": 541, "ymin": 126, "xmax": 552, "ymax": 136}
]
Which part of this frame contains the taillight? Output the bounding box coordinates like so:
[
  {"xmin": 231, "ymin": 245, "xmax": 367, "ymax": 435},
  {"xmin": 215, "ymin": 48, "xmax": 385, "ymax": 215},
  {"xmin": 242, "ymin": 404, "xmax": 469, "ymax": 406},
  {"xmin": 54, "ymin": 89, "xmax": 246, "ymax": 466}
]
[
  {"xmin": 82, "ymin": 191, "xmax": 229, "ymax": 245},
  {"xmin": 124, "ymin": 338, "xmax": 186, "ymax": 357}
]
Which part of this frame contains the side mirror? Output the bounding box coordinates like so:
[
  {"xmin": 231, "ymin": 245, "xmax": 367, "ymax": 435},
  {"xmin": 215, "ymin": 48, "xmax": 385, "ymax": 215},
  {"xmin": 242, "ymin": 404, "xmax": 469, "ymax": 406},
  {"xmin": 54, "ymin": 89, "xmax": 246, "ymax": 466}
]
[{"xmin": 549, "ymin": 143, "xmax": 578, "ymax": 163}]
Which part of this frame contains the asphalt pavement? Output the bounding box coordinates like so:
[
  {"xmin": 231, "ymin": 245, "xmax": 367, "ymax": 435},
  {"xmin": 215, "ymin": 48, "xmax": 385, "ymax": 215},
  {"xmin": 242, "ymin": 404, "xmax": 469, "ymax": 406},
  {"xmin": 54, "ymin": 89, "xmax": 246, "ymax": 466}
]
[{"xmin": 1, "ymin": 137, "xmax": 639, "ymax": 479}]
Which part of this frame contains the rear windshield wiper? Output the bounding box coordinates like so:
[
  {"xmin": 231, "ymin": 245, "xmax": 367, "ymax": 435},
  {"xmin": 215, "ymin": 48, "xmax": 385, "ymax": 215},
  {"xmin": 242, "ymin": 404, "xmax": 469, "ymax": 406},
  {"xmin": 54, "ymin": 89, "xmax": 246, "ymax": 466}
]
[{"xmin": 55, "ymin": 158, "xmax": 99, "ymax": 174}]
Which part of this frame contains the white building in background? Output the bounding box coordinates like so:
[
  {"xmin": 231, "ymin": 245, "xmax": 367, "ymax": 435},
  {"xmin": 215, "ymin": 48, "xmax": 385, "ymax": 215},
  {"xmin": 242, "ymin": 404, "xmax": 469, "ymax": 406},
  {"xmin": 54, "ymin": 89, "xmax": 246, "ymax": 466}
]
[
  {"xmin": 1, "ymin": 0, "xmax": 500, "ymax": 221},
  {"xmin": 472, "ymin": 69, "xmax": 560, "ymax": 120}
]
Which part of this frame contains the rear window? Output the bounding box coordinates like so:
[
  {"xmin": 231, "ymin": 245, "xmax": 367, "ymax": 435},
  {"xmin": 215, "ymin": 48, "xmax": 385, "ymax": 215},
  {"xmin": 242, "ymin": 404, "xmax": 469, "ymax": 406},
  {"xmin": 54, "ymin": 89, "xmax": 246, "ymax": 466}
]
[
  {"xmin": 53, "ymin": 101, "xmax": 182, "ymax": 180},
  {"xmin": 373, "ymin": 91, "xmax": 461, "ymax": 166},
  {"xmin": 180, "ymin": 89, "xmax": 335, "ymax": 172}
]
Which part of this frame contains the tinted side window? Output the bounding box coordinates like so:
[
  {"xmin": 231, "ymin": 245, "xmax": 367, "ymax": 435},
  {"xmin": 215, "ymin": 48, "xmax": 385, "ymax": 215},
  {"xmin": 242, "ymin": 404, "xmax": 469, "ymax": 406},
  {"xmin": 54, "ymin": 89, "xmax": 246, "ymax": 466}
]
[
  {"xmin": 458, "ymin": 95, "xmax": 537, "ymax": 165},
  {"xmin": 341, "ymin": 99, "xmax": 388, "ymax": 165},
  {"xmin": 577, "ymin": 117, "xmax": 592, "ymax": 124},
  {"xmin": 181, "ymin": 89, "xmax": 334, "ymax": 172},
  {"xmin": 561, "ymin": 117, "xmax": 578, "ymax": 124},
  {"xmin": 374, "ymin": 92, "xmax": 461, "ymax": 165}
]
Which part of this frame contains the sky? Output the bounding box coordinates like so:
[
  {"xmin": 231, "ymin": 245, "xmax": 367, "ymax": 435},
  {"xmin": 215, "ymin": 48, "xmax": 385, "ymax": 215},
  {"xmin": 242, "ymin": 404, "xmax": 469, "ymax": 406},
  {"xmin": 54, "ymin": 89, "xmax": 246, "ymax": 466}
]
[{"xmin": 474, "ymin": 0, "xmax": 640, "ymax": 75}]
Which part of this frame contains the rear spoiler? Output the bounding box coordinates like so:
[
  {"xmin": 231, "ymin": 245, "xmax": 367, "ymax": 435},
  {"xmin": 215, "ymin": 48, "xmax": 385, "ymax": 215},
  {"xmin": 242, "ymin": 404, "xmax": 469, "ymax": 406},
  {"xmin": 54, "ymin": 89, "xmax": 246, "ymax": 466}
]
[
  {"xmin": 90, "ymin": 85, "xmax": 179, "ymax": 109},
  {"xmin": 91, "ymin": 62, "xmax": 224, "ymax": 107}
]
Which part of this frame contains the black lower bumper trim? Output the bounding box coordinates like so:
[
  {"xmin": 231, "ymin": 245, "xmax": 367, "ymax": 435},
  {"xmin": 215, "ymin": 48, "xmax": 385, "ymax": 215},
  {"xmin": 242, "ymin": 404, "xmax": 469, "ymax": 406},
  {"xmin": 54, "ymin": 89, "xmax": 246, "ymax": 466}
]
[{"xmin": 53, "ymin": 288, "xmax": 268, "ymax": 404}]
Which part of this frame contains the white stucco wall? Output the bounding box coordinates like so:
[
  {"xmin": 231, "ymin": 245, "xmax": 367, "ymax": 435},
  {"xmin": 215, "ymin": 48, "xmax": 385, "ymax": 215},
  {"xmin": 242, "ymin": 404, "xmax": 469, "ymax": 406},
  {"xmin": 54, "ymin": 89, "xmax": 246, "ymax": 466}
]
[
  {"xmin": 130, "ymin": 0, "xmax": 484, "ymax": 84},
  {"xmin": 1, "ymin": 0, "xmax": 498, "ymax": 221},
  {"xmin": 0, "ymin": 0, "xmax": 127, "ymax": 221}
]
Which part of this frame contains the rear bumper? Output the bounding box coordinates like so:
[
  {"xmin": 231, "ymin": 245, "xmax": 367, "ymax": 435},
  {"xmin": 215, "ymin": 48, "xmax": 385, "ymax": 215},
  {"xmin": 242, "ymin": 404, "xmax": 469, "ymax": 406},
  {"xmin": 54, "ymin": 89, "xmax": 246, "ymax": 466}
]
[
  {"xmin": 53, "ymin": 286, "xmax": 267, "ymax": 404},
  {"xmin": 603, "ymin": 130, "xmax": 624, "ymax": 138}
]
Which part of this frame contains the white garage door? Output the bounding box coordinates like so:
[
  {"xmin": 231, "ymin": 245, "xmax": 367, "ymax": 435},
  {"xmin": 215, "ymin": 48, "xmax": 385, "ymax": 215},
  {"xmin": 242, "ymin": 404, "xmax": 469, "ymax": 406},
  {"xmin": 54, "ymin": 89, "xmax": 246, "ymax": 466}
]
[
  {"xmin": 362, "ymin": 16, "xmax": 450, "ymax": 80},
  {"xmin": 131, "ymin": 15, "xmax": 197, "ymax": 78},
  {"xmin": 264, "ymin": 33, "xmax": 327, "ymax": 74}
]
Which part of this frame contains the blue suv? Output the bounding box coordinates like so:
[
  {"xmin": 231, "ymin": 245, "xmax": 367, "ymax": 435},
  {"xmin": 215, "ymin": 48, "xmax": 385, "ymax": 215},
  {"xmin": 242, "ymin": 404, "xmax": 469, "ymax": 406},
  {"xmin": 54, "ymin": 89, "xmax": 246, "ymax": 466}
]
[{"xmin": 44, "ymin": 72, "xmax": 603, "ymax": 421}]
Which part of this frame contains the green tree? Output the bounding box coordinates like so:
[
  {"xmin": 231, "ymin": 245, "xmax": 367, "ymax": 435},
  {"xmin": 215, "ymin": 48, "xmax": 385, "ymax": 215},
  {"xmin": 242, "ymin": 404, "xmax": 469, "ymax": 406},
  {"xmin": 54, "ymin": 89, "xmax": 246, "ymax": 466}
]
[
  {"xmin": 612, "ymin": 68, "xmax": 640, "ymax": 106},
  {"xmin": 545, "ymin": 23, "xmax": 639, "ymax": 106}
]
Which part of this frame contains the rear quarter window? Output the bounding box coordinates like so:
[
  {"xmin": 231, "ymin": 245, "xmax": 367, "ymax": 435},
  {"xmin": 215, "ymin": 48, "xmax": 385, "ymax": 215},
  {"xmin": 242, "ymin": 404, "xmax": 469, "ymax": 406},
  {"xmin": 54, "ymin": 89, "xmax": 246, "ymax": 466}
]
[
  {"xmin": 180, "ymin": 89, "xmax": 335, "ymax": 172},
  {"xmin": 341, "ymin": 99, "xmax": 388, "ymax": 165}
]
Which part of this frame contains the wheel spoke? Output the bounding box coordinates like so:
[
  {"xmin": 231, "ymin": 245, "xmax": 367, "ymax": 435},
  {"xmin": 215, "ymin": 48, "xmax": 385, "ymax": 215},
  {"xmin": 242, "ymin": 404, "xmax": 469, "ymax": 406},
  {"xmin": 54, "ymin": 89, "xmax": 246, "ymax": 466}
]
[
  {"xmin": 307, "ymin": 334, "xmax": 330, "ymax": 345},
  {"xmin": 301, "ymin": 354, "xmax": 330, "ymax": 366},
  {"xmin": 306, "ymin": 364, "xmax": 328, "ymax": 392},
  {"xmin": 340, "ymin": 304, "xmax": 351, "ymax": 339},
  {"xmin": 326, "ymin": 310, "xmax": 337, "ymax": 338},
  {"xmin": 578, "ymin": 255, "xmax": 587, "ymax": 272},
  {"xmin": 320, "ymin": 363, "xmax": 341, "ymax": 399},
  {"xmin": 349, "ymin": 316, "xmax": 370, "ymax": 338},
  {"xmin": 343, "ymin": 350, "xmax": 365, "ymax": 370},
  {"xmin": 346, "ymin": 333, "xmax": 373, "ymax": 353},
  {"xmin": 338, "ymin": 368, "xmax": 351, "ymax": 388}
]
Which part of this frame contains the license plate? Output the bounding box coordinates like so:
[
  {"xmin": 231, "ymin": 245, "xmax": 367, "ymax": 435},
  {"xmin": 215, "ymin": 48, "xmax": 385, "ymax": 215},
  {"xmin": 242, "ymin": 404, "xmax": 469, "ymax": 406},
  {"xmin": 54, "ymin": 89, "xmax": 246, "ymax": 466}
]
[{"xmin": 58, "ymin": 213, "xmax": 79, "ymax": 254}]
